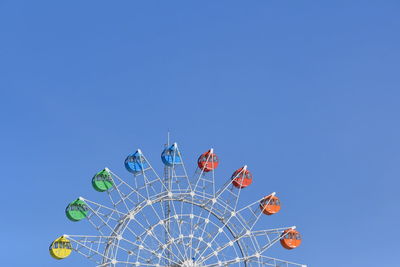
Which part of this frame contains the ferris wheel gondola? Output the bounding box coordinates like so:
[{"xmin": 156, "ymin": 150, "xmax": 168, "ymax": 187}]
[
  {"xmin": 49, "ymin": 236, "xmax": 72, "ymax": 260},
  {"xmin": 65, "ymin": 198, "xmax": 89, "ymax": 222},
  {"xmin": 260, "ymin": 193, "xmax": 281, "ymax": 215},
  {"xmin": 231, "ymin": 166, "xmax": 253, "ymax": 188},
  {"xmin": 125, "ymin": 149, "xmax": 149, "ymax": 174},
  {"xmin": 197, "ymin": 149, "xmax": 219, "ymax": 172},
  {"xmin": 281, "ymin": 228, "xmax": 302, "ymax": 250},
  {"xmin": 92, "ymin": 168, "xmax": 114, "ymax": 192}
]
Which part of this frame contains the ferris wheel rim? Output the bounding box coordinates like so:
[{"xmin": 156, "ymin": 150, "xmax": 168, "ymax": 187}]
[{"xmin": 99, "ymin": 189, "xmax": 254, "ymax": 264}]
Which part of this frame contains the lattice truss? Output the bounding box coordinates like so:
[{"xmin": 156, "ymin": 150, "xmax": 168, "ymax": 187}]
[{"xmin": 61, "ymin": 143, "xmax": 306, "ymax": 267}]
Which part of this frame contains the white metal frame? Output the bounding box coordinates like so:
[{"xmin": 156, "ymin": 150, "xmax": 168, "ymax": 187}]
[{"xmin": 60, "ymin": 142, "xmax": 306, "ymax": 267}]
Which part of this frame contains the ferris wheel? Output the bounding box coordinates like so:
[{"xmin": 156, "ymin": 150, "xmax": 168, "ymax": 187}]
[{"xmin": 49, "ymin": 141, "xmax": 306, "ymax": 267}]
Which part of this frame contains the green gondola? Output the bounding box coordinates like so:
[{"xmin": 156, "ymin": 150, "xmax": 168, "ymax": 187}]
[
  {"xmin": 65, "ymin": 199, "xmax": 89, "ymax": 222},
  {"xmin": 92, "ymin": 168, "xmax": 114, "ymax": 192}
]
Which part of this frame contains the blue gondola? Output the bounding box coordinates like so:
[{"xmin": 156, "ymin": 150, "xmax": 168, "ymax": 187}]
[
  {"xmin": 161, "ymin": 143, "xmax": 182, "ymax": 166},
  {"xmin": 125, "ymin": 149, "xmax": 148, "ymax": 174}
]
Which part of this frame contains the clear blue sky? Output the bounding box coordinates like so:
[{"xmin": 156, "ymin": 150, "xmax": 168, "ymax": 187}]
[{"xmin": 1, "ymin": 1, "xmax": 399, "ymax": 266}]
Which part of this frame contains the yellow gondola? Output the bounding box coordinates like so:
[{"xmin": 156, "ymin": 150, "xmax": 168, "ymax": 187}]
[{"xmin": 49, "ymin": 236, "xmax": 72, "ymax": 259}]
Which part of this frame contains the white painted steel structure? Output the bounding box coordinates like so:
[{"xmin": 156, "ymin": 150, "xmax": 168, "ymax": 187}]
[{"xmin": 61, "ymin": 142, "xmax": 306, "ymax": 267}]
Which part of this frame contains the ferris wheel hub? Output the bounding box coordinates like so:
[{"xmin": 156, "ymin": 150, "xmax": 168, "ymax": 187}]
[{"xmin": 171, "ymin": 259, "xmax": 202, "ymax": 267}]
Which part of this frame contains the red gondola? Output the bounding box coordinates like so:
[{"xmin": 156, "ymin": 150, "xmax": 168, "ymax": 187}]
[
  {"xmin": 231, "ymin": 166, "xmax": 252, "ymax": 188},
  {"xmin": 259, "ymin": 194, "xmax": 281, "ymax": 215},
  {"xmin": 197, "ymin": 149, "xmax": 219, "ymax": 172},
  {"xmin": 280, "ymin": 229, "xmax": 302, "ymax": 249}
]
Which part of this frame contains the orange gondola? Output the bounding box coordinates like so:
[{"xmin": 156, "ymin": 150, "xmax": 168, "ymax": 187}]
[
  {"xmin": 231, "ymin": 166, "xmax": 252, "ymax": 188},
  {"xmin": 280, "ymin": 229, "xmax": 302, "ymax": 249},
  {"xmin": 197, "ymin": 149, "xmax": 219, "ymax": 172},
  {"xmin": 259, "ymin": 194, "xmax": 281, "ymax": 215}
]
